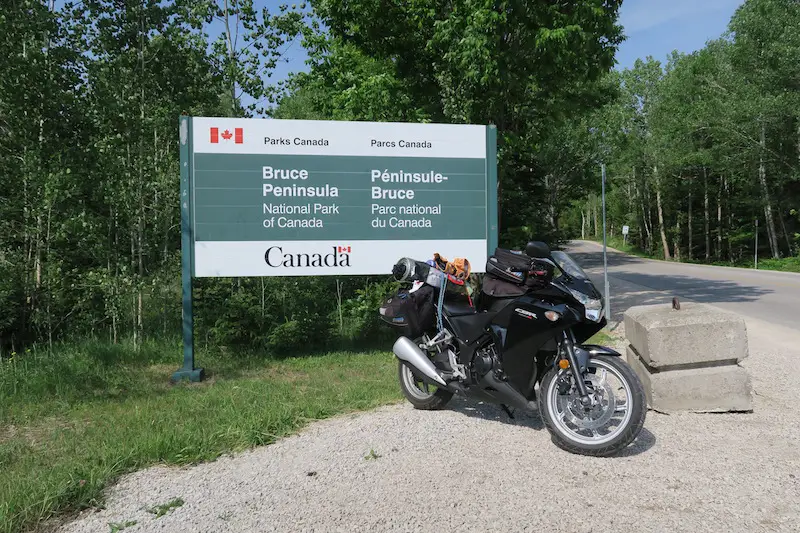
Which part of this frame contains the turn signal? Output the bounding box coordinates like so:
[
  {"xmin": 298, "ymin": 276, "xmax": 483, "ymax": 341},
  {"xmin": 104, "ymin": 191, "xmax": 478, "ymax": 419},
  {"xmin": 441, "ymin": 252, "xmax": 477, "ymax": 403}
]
[
  {"xmin": 544, "ymin": 311, "xmax": 560, "ymax": 322},
  {"xmin": 559, "ymin": 359, "xmax": 570, "ymax": 369}
]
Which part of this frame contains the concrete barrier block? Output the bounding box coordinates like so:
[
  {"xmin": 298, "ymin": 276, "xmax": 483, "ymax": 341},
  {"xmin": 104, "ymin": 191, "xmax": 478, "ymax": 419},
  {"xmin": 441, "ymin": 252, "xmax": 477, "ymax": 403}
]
[
  {"xmin": 624, "ymin": 303, "xmax": 749, "ymax": 368},
  {"xmin": 627, "ymin": 345, "xmax": 753, "ymax": 413}
]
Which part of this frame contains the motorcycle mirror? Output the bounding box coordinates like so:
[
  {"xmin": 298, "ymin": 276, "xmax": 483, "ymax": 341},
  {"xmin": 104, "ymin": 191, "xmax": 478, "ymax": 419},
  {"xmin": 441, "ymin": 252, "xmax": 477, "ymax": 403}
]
[{"xmin": 525, "ymin": 241, "xmax": 551, "ymax": 258}]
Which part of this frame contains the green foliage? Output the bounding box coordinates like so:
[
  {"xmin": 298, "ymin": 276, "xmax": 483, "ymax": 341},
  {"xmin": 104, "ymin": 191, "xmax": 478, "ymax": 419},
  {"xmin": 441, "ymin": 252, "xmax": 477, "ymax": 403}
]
[
  {"xmin": 278, "ymin": 0, "xmax": 624, "ymax": 245},
  {"xmin": 0, "ymin": 340, "xmax": 400, "ymax": 533},
  {"xmin": 566, "ymin": 0, "xmax": 800, "ymax": 266}
]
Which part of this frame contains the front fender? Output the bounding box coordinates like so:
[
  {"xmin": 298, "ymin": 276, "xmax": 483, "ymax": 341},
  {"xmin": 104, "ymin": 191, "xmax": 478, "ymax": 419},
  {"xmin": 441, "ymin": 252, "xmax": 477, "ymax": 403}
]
[
  {"xmin": 579, "ymin": 344, "xmax": 622, "ymax": 357},
  {"xmin": 571, "ymin": 344, "xmax": 621, "ymax": 373}
]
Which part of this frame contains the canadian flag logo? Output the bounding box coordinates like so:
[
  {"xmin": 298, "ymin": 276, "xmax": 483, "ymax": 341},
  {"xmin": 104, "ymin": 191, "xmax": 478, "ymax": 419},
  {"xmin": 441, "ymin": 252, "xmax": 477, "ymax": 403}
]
[
  {"xmin": 337, "ymin": 246, "xmax": 351, "ymax": 253},
  {"xmin": 210, "ymin": 127, "xmax": 243, "ymax": 144}
]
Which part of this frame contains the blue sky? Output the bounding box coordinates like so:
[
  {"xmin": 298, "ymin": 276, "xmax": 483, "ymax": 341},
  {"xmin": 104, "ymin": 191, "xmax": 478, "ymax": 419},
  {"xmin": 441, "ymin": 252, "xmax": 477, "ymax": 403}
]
[{"xmin": 616, "ymin": 0, "xmax": 745, "ymax": 70}]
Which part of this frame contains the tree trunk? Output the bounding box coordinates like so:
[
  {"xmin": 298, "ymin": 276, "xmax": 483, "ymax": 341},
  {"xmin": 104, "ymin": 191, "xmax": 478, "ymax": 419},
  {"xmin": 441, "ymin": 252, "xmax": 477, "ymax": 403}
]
[
  {"xmin": 725, "ymin": 176, "xmax": 732, "ymax": 262},
  {"xmin": 643, "ymin": 177, "xmax": 654, "ymax": 251},
  {"xmin": 136, "ymin": 5, "xmax": 146, "ymax": 346},
  {"xmin": 778, "ymin": 206, "xmax": 792, "ymax": 253},
  {"xmin": 717, "ymin": 177, "xmax": 723, "ymax": 260},
  {"xmin": 674, "ymin": 214, "xmax": 681, "ymax": 262},
  {"xmin": 687, "ymin": 176, "xmax": 693, "ymax": 261},
  {"xmin": 704, "ymin": 167, "xmax": 710, "ymax": 262},
  {"xmin": 131, "ymin": 225, "xmax": 137, "ymax": 350},
  {"xmin": 654, "ymin": 165, "xmax": 671, "ymax": 260},
  {"xmin": 759, "ymin": 120, "xmax": 780, "ymax": 258},
  {"xmin": 593, "ymin": 200, "xmax": 598, "ymax": 238},
  {"xmin": 224, "ymin": 0, "xmax": 237, "ymax": 115},
  {"xmin": 261, "ymin": 278, "xmax": 266, "ymax": 318},
  {"xmin": 112, "ymin": 205, "xmax": 119, "ymax": 344},
  {"xmin": 335, "ymin": 279, "xmax": 344, "ymax": 334},
  {"xmin": 45, "ymin": 203, "xmax": 53, "ymax": 351},
  {"xmin": 581, "ymin": 210, "xmax": 586, "ymax": 239},
  {"xmin": 634, "ymin": 169, "xmax": 652, "ymax": 251},
  {"xmin": 35, "ymin": 215, "xmax": 42, "ymax": 289}
]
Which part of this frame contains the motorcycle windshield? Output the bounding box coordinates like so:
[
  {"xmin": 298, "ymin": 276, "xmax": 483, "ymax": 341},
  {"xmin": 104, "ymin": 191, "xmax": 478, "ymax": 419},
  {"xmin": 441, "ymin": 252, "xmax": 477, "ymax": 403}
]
[{"xmin": 551, "ymin": 251, "xmax": 590, "ymax": 280}]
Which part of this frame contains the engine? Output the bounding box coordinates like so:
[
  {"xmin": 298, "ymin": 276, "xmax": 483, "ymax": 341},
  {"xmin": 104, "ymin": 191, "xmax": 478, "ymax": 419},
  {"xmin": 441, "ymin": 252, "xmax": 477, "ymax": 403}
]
[{"xmin": 471, "ymin": 343, "xmax": 501, "ymax": 378}]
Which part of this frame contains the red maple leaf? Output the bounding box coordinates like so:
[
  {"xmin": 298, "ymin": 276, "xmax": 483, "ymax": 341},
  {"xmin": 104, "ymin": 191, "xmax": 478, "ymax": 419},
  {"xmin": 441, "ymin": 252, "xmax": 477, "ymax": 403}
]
[{"xmin": 221, "ymin": 129, "xmax": 233, "ymax": 140}]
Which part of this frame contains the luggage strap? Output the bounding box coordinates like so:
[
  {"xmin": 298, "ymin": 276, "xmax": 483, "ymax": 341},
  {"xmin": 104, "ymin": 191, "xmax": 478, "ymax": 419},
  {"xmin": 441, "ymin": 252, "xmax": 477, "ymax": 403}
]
[{"xmin": 436, "ymin": 274, "xmax": 447, "ymax": 331}]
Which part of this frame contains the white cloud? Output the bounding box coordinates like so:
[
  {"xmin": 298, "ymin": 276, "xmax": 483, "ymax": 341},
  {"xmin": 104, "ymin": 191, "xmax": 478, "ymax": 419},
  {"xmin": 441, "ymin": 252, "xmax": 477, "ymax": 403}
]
[{"xmin": 621, "ymin": 0, "xmax": 744, "ymax": 34}]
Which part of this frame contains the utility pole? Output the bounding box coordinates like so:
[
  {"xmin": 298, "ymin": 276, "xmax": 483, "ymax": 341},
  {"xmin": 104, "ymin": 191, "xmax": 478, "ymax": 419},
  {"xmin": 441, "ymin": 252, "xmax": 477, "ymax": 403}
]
[{"xmin": 602, "ymin": 163, "xmax": 611, "ymax": 320}]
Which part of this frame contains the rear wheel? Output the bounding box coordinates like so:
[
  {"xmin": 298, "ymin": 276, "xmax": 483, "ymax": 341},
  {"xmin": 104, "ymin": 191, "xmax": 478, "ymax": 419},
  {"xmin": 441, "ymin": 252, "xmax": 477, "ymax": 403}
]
[
  {"xmin": 398, "ymin": 360, "xmax": 453, "ymax": 410},
  {"xmin": 538, "ymin": 355, "xmax": 646, "ymax": 457}
]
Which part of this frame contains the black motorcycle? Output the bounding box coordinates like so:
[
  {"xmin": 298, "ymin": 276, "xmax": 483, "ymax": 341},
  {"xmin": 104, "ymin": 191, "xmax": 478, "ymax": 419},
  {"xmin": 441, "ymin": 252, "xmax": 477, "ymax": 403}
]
[{"xmin": 380, "ymin": 241, "xmax": 646, "ymax": 457}]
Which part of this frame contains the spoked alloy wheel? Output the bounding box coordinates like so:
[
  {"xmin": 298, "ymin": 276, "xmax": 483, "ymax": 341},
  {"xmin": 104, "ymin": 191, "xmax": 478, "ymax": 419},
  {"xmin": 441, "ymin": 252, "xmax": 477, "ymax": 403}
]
[
  {"xmin": 397, "ymin": 361, "xmax": 453, "ymax": 410},
  {"xmin": 539, "ymin": 355, "xmax": 646, "ymax": 457}
]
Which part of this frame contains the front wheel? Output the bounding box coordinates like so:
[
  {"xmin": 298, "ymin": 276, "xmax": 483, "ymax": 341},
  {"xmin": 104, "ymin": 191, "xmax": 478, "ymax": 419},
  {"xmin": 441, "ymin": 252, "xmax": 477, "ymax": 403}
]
[{"xmin": 538, "ymin": 355, "xmax": 646, "ymax": 457}]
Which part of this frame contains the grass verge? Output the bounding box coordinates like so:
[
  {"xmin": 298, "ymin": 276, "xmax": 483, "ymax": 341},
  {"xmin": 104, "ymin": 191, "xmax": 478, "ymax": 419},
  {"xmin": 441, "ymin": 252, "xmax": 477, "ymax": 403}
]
[
  {"xmin": 584, "ymin": 236, "xmax": 800, "ymax": 273},
  {"xmin": 0, "ymin": 340, "xmax": 401, "ymax": 533}
]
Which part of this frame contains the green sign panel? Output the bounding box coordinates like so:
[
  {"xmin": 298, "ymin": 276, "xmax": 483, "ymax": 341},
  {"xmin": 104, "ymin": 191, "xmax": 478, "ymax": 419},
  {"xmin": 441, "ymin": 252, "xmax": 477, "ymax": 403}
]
[{"xmin": 184, "ymin": 117, "xmax": 497, "ymax": 277}]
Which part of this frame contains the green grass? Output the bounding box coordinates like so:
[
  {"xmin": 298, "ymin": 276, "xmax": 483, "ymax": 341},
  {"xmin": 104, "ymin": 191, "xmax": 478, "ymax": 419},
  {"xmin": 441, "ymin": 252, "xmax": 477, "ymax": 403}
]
[
  {"xmin": 709, "ymin": 255, "xmax": 800, "ymax": 273},
  {"xmin": 585, "ymin": 235, "xmax": 657, "ymax": 259},
  {"xmin": 586, "ymin": 329, "xmax": 617, "ymax": 346},
  {"xmin": 108, "ymin": 520, "xmax": 137, "ymax": 532},
  {"xmin": 0, "ymin": 340, "xmax": 401, "ymax": 533},
  {"xmin": 585, "ymin": 236, "xmax": 800, "ymax": 273},
  {"xmin": 147, "ymin": 497, "xmax": 184, "ymax": 518}
]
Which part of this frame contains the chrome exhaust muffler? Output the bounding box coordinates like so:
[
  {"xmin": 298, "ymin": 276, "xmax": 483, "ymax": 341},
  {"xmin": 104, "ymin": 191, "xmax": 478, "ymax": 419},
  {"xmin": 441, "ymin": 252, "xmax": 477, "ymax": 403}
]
[{"xmin": 392, "ymin": 336, "xmax": 448, "ymax": 387}]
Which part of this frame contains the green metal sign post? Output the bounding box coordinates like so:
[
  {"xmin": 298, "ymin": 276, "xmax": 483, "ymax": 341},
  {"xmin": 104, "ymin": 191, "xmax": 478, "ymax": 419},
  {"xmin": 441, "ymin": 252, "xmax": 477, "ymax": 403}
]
[
  {"xmin": 172, "ymin": 116, "xmax": 203, "ymax": 382},
  {"xmin": 486, "ymin": 125, "xmax": 498, "ymax": 255},
  {"xmin": 172, "ymin": 116, "xmax": 497, "ymax": 382}
]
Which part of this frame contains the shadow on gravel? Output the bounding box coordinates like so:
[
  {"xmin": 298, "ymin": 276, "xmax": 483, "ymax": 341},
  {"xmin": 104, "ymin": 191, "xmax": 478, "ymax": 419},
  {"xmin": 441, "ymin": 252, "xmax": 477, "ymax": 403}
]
[
  {"xmin": 448, "ymin": 397, "xmax": 544, "ymax": 430},
  {"xmin": 616, "ymin": 427, "xmax": 657, "ymax": 458},
  {"xmin": 446, "ymin": 397, "xmax": 657, "ymax": 457}
]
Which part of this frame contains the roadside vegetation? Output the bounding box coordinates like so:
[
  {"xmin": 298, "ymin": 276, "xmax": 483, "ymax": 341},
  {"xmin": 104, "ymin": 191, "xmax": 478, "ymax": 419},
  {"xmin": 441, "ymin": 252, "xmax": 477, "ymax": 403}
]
[
  {"xmin": 564, "ymin": 1, "xmax": 799, "ymax": 266},
  {"xmin": 587, "ymin": 236, "xmax": 800, "ymax": 273},
  {"xmin": 0, "ymin": 341, "xmax": 401, "ymax": 533}
]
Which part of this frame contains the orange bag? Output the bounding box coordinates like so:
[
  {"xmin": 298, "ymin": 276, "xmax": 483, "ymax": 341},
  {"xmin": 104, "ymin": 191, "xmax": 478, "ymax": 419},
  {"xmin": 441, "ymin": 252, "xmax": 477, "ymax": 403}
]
[{"xmin": 432, "ymin": 253, "xmax": 472, "ymax": 280}]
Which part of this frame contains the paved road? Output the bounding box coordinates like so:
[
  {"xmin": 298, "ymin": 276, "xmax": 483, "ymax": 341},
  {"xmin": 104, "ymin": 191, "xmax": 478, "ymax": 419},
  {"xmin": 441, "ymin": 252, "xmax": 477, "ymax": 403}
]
[{"xmin": 565, "ymin": 240, "xmax": 800, "ymax": 331}]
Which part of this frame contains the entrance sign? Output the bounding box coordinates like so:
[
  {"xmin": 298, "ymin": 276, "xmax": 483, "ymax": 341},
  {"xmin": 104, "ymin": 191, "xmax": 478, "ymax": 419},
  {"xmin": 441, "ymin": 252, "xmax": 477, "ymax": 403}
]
[
  {"xmin": 187, "ymin": 117, "xmax": 497, "ymax": 277},
  {"xmin": 173, "ymin": 116, "xmax": 498, "ymax": 381}
]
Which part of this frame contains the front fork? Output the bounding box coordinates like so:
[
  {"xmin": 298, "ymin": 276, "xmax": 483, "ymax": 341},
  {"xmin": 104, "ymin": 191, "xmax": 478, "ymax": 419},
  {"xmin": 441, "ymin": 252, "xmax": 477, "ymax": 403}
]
[{"xmin": 559, "ymin": 330, "xmax": 593, "ymax": 407}]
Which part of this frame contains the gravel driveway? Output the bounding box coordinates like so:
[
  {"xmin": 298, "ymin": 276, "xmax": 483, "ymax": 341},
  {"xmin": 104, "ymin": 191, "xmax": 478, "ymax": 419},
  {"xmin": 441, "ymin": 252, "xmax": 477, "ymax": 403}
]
[{"xmin": 59, "ymin": 310, "xmax": 800, "ymax": 533}]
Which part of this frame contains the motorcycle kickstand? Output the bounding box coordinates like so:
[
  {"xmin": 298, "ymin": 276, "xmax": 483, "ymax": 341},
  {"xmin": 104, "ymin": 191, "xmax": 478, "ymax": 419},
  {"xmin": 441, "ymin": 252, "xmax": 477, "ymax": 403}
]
[{"xmin": 500, "ymin": 404, "xmax": 515, "ymax": 419}]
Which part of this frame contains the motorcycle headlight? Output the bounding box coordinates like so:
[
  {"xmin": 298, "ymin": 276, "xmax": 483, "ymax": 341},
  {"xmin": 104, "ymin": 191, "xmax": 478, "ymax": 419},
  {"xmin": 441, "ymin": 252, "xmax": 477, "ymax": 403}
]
[{"xmin": 568, "ymin": 288, "xmax": 604, "ymax": 322}]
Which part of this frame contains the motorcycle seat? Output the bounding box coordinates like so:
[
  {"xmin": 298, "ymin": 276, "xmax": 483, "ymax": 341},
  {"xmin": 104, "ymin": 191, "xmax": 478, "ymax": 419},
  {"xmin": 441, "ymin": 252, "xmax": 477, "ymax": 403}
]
[{"xmin": 442, "ymin": 301, "xmax": 477, "ymax": 316}]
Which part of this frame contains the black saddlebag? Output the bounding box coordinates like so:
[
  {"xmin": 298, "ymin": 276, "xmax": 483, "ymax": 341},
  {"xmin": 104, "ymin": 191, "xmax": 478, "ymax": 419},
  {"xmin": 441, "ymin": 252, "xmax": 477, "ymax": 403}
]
[{"xmin": 378, "ymin": 285, "xmax": 436, "ymax": 338}]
